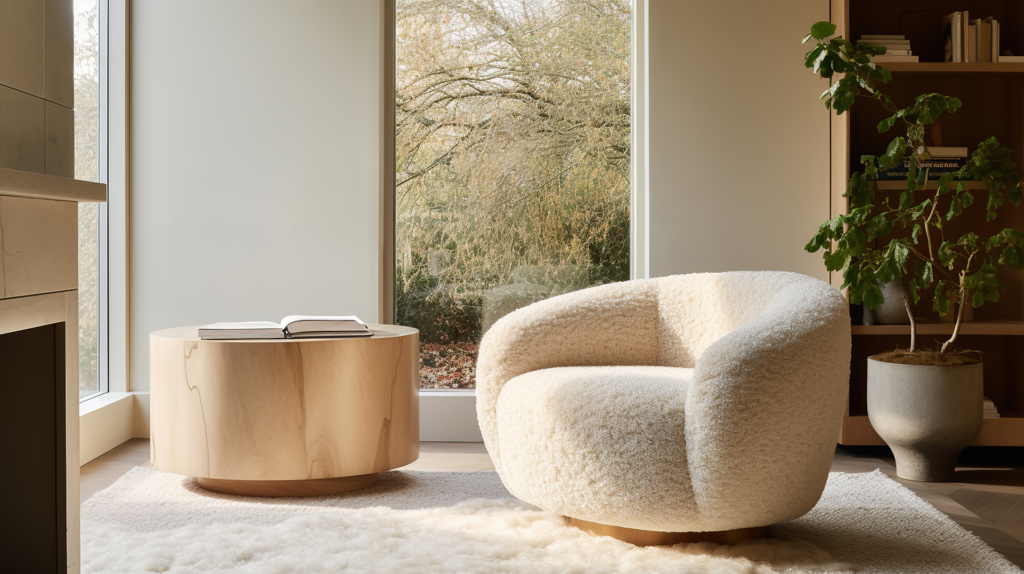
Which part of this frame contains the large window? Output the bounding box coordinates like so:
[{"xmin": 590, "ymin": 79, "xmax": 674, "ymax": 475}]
[
  {"xmin": 395, "ymin": 0, "xmax": 632, "ymax": 389},
  {"xmin": 76, "ymin": 0, "xmax": 106, "ymax": 401}
]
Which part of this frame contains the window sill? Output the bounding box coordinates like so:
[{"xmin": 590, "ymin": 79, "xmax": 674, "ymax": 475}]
[
  {"xmin": 79, "ymin": 392, "xmax": 149, "ymax": 465},
  {"xmin": 419, "ymin": 389, "xmax": 475, "ymax": 396},
  {"xmin": 419, "ymin": 389, "xmax": 481, "ymax": 442},
  {"xmin": 80, "ymin": 391, "xmax": 128, "ymax": 415}
]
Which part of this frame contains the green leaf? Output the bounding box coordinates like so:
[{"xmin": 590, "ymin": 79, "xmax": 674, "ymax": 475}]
[
  {"xmin": 877, "ymin": 116, "xmax": 898, "ymax": 133},
  {"xmin": 810, "ymin": 21, "xmax": 837, "ymax": 40},
  {"xmin": 863, "ymin": 283, "xmax": 885, "ymax": 309},
  {"xmin": 972, "ymin": 289, "xmax": 985, "ymax": 307},
  {"xmin": 835, "ymin": 89, "xmax": 856, "ymax": 114},
  {"xmin": 947, "ymin": 196, "xmax": 963, "ymax": 220},
  {"xmin": 812, "ymin": 48, "xmax": 829, "ymax": 73},
  {"xmin": 938, "ymin": 241, "xmax": 956, "ymax": 269},
  {"xmin": 893, "ymin": 241, "xmax": 910, "ymax": 269},
  {"xmin": 932, "ymin": 283, "xmax": 950, "ymax": 315},
  {"xmin": 802, "ymin": 32, "xmax": 814, "ymax": 44},
  {"xmin": 824, "ymin": 250, "xmax": 848, "ymax": 271},
  {"xmin": 908, "ymin": 260, "xmax": 934, "ymax": 304},
  {"xmin": 804, "ymin": 45, "xmax": 825, "ymax": 69},
  {"xmin": 879, "ymin": 137, "xmax": 907, "ymax": 169},
  {"xmin": 866, "ymin": 214, "xmax": 893, "ymax": 241},
  {"xmin": 911, "ymin": 223, "xmax": 923, "ymax": 244}
]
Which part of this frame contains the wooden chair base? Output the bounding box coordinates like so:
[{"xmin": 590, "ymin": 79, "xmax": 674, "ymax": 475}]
[
  {"xmin": 565, "ymin": 516, "xmax": 771, "ymax": 547},
  {"xmin": 197, "ymin": 473, "xmax": 379, "ymax": 497}
]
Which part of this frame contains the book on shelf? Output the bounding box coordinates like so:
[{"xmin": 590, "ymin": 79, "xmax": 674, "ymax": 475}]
[
  {"xmin": 984, "ymin": 17, "xmax": 1000, "ymax": 62},
  {"xmin": 943, "ymin": 12, "xmax": 965, "ymax": 62},
  {"xmin": 974, "ymin": 18, "xmax": 991, "ymax": 62},
  {"xmin": 927, "ymin": 147, "xmax": 968, "ymax": 157},
  {"xmin": 963, "ymin": 10, "xmax": 970, "ymax": 61},
  {"xmin": 983, "ymin": 397, "xmax": 1000, "ymax": 419},
  {"xmin": 857, "ymin": 40, "xmax": 911, "ymax": 49},
  {"xmin": 199, "ymin": 315, "xmax": 372, "ymax": 340},
  {"xmin": 971, "ymin": 17, "xmax": 1001, "ymax": 62},
  {"xmin": 968, "ymin": 23, "xmax": 977, "ymax": 62},
  {"xmin": 870, "ymin": 55, "xmax": 919, "ymax": 63},
  {"xmin": 875, "ymin": 148, "xmax": 970, "ymax": 181},
  {"xmin": 860, "ymin": 35, "xmax": 917, "ymax": 63},
  {"xmin": 1001, "ymin": 56, "xmax": 1024, "ymax": 63}
]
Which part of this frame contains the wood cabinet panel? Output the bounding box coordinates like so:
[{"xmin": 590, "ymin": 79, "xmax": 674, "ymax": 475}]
[{"xmin": 0, "ymin": 195, "xmax": 76, "ymax": 299}]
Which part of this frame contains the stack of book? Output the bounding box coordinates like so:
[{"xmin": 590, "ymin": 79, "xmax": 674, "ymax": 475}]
[
  {"xmin": 968, "ymin": 15, "xmax": 1001, "ymax": 62},
  {"xmin": 876, "ymin": 147, "xmax": 968, "ymax": 181},
  {"xmin": 946, "ymin": 11, "xmax": 1002, "ymax": 62},
  {"xmin": 983, "ymin": 397, "xmax": 1000, "ymax": 419},
  {"xmin": 858, "ymin": 35, "xmax": 918, "ymax": 63},
  {"xmin": 199, "ymin": 315, "xmax": 372, "ymax": 340}
]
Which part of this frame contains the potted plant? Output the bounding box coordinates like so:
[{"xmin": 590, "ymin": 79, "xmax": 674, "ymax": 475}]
[{"xmin": 802, "ymin": 21, "xmax": 1024, "ymax": 481}]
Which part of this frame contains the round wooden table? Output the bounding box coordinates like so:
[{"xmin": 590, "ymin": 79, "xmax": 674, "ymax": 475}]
[{"xmin": 149, "ymin": 324, "xmax": 419, "ymax": 497}]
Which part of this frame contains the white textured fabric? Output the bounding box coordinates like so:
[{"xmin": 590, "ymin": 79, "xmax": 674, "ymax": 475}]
[
  {"xmin": 81, "ymin": 467, "xmax": 1021, "ymax": 573},
  {"xmin": 476, "ymin": 271, "xmax": 851, "ymax": 532}
]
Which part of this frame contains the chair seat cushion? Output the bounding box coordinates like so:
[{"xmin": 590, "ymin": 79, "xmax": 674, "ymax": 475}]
[{"xmin": 494, "ymin": 366, "xmax": 698, "ymax": 531}]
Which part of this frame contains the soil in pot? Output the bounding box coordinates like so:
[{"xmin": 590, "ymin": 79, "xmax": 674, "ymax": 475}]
[{"xmin": 872, "ymin": 349, "xmax": 981, "ymax": 367}]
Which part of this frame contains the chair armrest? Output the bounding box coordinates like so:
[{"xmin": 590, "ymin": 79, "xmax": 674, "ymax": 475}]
[
  {"xmin": 683, "ymin": 280, "xmax": 850, "ymax": 528},
  {"xmin": 476, "ymin": 279, "xmax": 660, "ymax": 468}
]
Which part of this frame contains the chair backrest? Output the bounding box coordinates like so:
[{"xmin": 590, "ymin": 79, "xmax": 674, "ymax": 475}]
[{"xmin": 655, "ymin": 271, "xmax": 811, "ymax": 368}]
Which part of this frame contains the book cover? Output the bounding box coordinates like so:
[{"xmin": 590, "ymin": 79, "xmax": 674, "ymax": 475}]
[
  {"xmin": 870, "ymin": 55, "xmax": 919, "ymax": 63},
  {"xmin": 961, "ymin": 10, "xmax": 969, "ymax": 62},
  {"xmin": 876, "ymin": 157, "xmax": 969, "ymax": 180},
  {"xmin": 994, "ymin": 20, "xmax": 1000, "ymax": 62},
  {"xmin": 943, "ymin": 12, "xmax": 963, "ymax": 62},
  {"xmin": 968, "ymin": 23, "xmax": 977, "ymax": 62},
  {"xmin": 981, "ymin": 18, "xmax": 994, "ymax": 62},
  {"xmin": 857, "ymin": 42, "xmax": 911, "ymax": 49},
  {"xmin": 927, "ymin": 147, "xmax": 968, "ymax": 157}
]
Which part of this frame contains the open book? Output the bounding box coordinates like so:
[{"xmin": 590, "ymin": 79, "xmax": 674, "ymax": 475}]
[{"xmin": 199, "ymin": 316, "xmax": 371, "ymax": 340}]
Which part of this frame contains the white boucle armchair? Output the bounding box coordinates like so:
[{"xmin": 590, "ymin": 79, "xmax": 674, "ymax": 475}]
[{"xmin": 476, "ymin": 271, "xmax": 850, "ymax": 538}]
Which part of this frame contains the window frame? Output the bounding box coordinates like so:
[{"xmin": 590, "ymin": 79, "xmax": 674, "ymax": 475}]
[
  {"xmin": 78, "ymin": 0, "xmax": 110, "ymax": 403},
  {"xmin": 386, "ymin": 0, "xmax": 647, "ymax": 391}
]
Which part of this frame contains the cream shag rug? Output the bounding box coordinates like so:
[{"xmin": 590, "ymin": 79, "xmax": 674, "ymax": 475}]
[{"xmin": 82, "ymin": 468, "xmax": 1021, "ymax": 574}]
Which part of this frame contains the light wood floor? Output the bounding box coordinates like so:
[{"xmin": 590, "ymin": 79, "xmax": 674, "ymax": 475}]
[{"xmin": 82, "ymin": 440, "xmax": 1024, "ymax": 568}]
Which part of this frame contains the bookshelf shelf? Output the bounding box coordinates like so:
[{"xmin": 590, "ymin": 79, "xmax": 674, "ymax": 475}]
[
  {"xmin": 841, "ymin": 414, "xmax": 1024, "ymax": 446},
  {"xmin": 881, "ymin": 62, "xmax": 1024, "ymax": 73},
  {"xmin": 851, "ymin": 320, "xmax": 1024, "ymax": 336},
  {"xmin": 833, "ymin": 0, "xmax": 1024, "ymax": 447},
  {"xmin": 874, "ymin": 180, "xmax": 987, "ymax": 190}
]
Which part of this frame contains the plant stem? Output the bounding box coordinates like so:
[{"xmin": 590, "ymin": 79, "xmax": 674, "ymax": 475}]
[
  {"xmin": 941, "ymin": 271, "xmax": 968, "ymax": 353},
  {"xmin": 903, "ymin": 295, "xmax": 916, "ymax": 352}
]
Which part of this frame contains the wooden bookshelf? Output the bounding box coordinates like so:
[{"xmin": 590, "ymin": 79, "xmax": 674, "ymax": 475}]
[
  {"xmin": 832, "ymin": 0, "xmax": 1024, "ymax": 446},
  {"xmin": 881, "ymin": 62, "xmax": 1024, "ymax": 73},
  {"xmin": 875, "ymin": 180, "xmax": 987, "ymax": 190},
  {"xmin": 842, "ymin": 415, "xmax": 1024, "ymax": 446},
  {"xmin": 851, "ymin": 320, "xmax": 1024, "ymax": 336}
]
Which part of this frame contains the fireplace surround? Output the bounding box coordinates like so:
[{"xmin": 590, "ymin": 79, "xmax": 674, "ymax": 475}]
[{"xmin": 0, "ymin": 168, "xmax": 105, "ymax": 573}]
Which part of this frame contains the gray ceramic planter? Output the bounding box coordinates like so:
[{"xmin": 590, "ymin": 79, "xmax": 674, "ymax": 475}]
[{"xmin": 867, "ymin": 358, "xmax": 983, "ymax": 482}]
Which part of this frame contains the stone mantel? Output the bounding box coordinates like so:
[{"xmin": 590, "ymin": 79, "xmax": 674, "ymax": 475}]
[{"xmin": 0, "ymin": 166, "xmax": 106, "ymax": 203}]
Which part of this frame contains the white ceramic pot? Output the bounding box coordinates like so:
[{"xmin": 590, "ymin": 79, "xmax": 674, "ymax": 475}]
[
  {"xmin": 871, "ymin": 281, "xmax": 911, "ymax": 324},
  {"xmin": 867, "ymin": 358, "xmax": 983, "ymax": 482}
]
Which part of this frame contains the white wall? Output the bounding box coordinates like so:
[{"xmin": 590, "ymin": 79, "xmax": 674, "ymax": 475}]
[
  {"xmin": 131, "ymin": 0, "xmax": 830, "ymax": 389},
  {"xmin": 647, "ymin": 0, "xmax": 830, "ymax": 280},
  {"xmin": 131, "ymin": 0, "xmax": 383, "ymax": 390}
]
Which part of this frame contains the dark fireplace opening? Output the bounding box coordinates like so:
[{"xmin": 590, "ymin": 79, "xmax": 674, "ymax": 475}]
[{"xmin": 0, "ymin": 323, "xmax": 66, "ymax": 572}]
